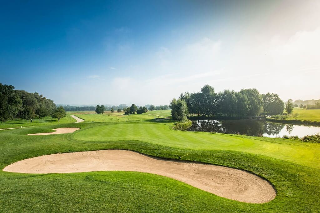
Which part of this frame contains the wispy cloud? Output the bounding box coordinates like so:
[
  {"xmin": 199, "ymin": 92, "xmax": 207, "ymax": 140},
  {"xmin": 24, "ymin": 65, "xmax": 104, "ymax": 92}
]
[
  {"xmin": 88, "ymin": 75, "xmax": 100, "ymax": 79},
  {"xmin": 145, "ymin": 71, "xmax": 221, "ymax": 86},
  {"xmin": 109, "ymin": 67, "xmax": 116, "ymax": 70}
]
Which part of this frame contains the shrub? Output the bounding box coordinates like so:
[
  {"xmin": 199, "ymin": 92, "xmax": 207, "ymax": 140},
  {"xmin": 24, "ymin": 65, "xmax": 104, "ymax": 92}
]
[
  {"xmin": 301, "ymin": 134, "xmax": 320, "ymax": 143},
  {"xmin": 172, "ymin": 120, "xmax": 192, "ymax": 131}
]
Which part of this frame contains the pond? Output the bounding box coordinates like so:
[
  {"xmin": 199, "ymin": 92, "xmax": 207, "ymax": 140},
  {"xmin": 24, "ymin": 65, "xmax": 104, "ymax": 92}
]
[{"xmin": 188, "ymin": 119, "xmax": 320, "ymax": 138}]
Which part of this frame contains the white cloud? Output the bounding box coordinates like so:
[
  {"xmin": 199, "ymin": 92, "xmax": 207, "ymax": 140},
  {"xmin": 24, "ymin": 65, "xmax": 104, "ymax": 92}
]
[
  {"xmin": 109, "ymin": 67, "xmax": 116, "ymax": 70},
  {"xmin": 88, "ymin": 75, "xmax": 100, "ymax": 79},
  {"xmin": 221, "ymin": 27, "xmax": 320, "ymax": 100}
]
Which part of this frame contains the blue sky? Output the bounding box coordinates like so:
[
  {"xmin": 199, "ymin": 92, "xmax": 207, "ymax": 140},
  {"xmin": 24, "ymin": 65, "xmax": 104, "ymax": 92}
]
[{"xmin": 1, "ymin": 0, "xmax": 320, "ymax": 105}]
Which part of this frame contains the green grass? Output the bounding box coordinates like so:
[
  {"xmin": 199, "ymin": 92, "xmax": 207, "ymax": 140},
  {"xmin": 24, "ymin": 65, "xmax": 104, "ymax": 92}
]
[
  {"xmin": 288, "ymin": 108, "xmax": 320, "ymax": 122},
  {"xmin": 74, "ymin": 114, "xmax": 320, "ymax": 169},
  {"xmin": 0, "ymin": 114, "xmax": 76, "ymax": 129},
  {"xmin": 1, "ymin": 111, "xmax": 320, "ymax": 212}
]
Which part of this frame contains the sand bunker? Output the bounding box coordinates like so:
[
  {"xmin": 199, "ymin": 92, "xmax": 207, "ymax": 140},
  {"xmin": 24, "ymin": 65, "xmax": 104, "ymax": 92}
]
[
  {"xmin": 71, "ymin": 115, "xmax": 84, "ymax": 123},
  {"xmin": 3, "ymin": 150, "xmax": 275, "ymax": 203},
  {"xmin": 28, "ymin": 128, "xmax": 79, "ymax": 135}
]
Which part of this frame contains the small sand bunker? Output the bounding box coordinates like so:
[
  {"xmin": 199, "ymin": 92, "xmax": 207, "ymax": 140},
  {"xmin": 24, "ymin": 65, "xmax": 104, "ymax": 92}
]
[
  {"xmin": 28, "ymin": 128, "xmax": 79, "ymax": 135},
  {"xmin": 71, "ymin": 115, "xmax": 84, "ymax": 123},
  {"xmin": 3, "ymin": 150, "xmax": 275, "ymax": 203}
]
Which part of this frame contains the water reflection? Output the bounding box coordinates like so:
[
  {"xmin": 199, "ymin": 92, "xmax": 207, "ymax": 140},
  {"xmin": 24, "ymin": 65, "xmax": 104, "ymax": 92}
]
[{"xmin": 188, "ymin": 120, "xmax": 320, "ymax": 138}]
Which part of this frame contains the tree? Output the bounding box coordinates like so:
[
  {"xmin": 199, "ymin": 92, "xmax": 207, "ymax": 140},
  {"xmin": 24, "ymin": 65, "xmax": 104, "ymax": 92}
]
[
  {"xmin": 117, "ymin": 108, "xmax": 122, "ymax": 113},
  {"xmin": 285, "ymin": 99, "xmax": 294, "ymax": 114},
  {"xmin": 200, "ymin": 85, "xmax": 216, "ymax": 117},
  {"xmin": 188, "ymin": 92, "xmax": 203, "ymax": 117},
  {"xmin": 124, "ymin": 107, "xmax": 130, "ymax": 115},
  {"xmin": 34, "ymin": 92, "xmax": 56, "ymax": 118},
  {"xmin": 239, "ymin": 89, "xmax": 263, "ymax": 116},
  {"xmin": 16, "ymin": 90, "xmax": 40, "ymax": 120},
  {"xmin": 130, "ymin": 104, "xmax": 138, "ymax": 114},
  {"xmin": 137, "ymin": 106, "xmax": 148, "ymax": 114},
  {"xmin": 262, "ymin": 93, "xmax": 284, "ymax": 115},
  {"xmin": 111, "ymin": 107, "xmax": 114, "ymax": 113},
  {"xmin": 148, "ymin": 105, "xmax": 155, "ymax": 111},
  {"xmin": 170, "ymin": 99, "xmax": 188, "ymax": 121},
  {"xmin": 52, "ymin": 106, "xmax": 66, "ymax": 121},
  {"xmin": 235, "ymin": 92, "xmax": 249, "ymax": 117},
  {"xmin": 95, "ymin": 105, "xmax": 105, "ymax": 114},
  {"xmin": 218, "ymin": 90, "xmax": 237, "ymax": 117},
  {"xmin": 0, "ymin": 83, "xmax": 22, "ymax": 122}
]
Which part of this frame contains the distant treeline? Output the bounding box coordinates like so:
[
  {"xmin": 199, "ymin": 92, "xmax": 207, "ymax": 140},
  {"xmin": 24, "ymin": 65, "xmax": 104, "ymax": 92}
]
[
  {"xmin": 63, "ymin": 105, "xmax": 96, "ymax": 111},
  {"xmin": 108, "ymin": 104, "xmax": 169, "ymax": 111},
  {"xmin": 0, "ymin": 83, "xmax": 64, "ymax": 122},
  {"xmin": 305, "ymin": 102, "xmax": 320, "ymax": 109},
  {"xmin": 293, "ymin": 100, "xmax": 320, "ymax": 109},
  {"xmin": 64, "ymin": 104, "xmax": 170, "ymax": 112},
  {"xmin": 294, "ymin": 99, "xmax": 320, "ymax": 107},
  {"xmin": 171, "ymin": 85, "xmax": 286, "ymax": 121}
]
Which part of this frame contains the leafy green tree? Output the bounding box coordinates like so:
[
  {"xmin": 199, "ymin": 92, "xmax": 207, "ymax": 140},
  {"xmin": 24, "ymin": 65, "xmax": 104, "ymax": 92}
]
[
  {"xmin": 188, "ymin": 92, "xmax": 203, "ymax": 117},
  {"xmin": 95, "ymin": 105, "xmax": 105, "ymax": 114},
  {"xmin": 111, "ymin": 107, "xmax": 114, "ymax": 113},
  {"xmin": 16, "ymin": 90, "xmax": 39, "ymax": 119},
  {"xmin": 52, "ymin": 106, "xmax": 66, "ymax": 121},
  {"xmin": 117, "ymin": 108, "xmax": 122, "ymax": 113},
  {"xmin": 285, "ymin": 99, "xmax": 294, "ymax": 114},
  {"xmin": 201, "ymin": 85, "xmax": 216, "ymax": 117},
  {"xmin": 137, "ymin": 106, "xmax": 148, "ymax": 114},
  {"xmin": 124, "ymin": 107, "xmax": 130, "ymax": 115},
  {"xmin": 130, "ymin": 104, "xmax": 138, "ymax": 114},
  {"xmin": 34, "ymin": 92, "xmax": 56, "ymax": 118},
  {"xmin": 148, "ymin": 105, "xmax": 155, "ymax": 111},
  {"xmin": 262, "ymin": 93, "xmax": 284, "ymax": 115},
  {"xmin": 218, "ymin": 90, "xmax": 237, "ymax": 117},
  {"xmin": 201, "ymin": 84, "xmax": 215, "ymax": 96},
  {"xmin": 239, "ymin": 89, "xmax": 263, "ymax": 116},
  {"xmin": 0, "ymin": 83, "xmax": 22, "ymax": 122},
  {"xmin": 235, "ymin": 92, "xmax": 249, "ymax": 117},
  {"xmin": 170, "ymin": 99, "xmax": 188, "ymax": 121},
  {"xmin": 137, "ymin": 106, "xmax": 144, "ymax": 114}
]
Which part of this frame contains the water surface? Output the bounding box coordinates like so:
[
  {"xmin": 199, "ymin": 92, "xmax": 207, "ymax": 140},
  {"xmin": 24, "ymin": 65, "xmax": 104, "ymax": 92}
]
[{"xmin": 189, "ymin": 120, "xmax": 320, "ymax": 138}]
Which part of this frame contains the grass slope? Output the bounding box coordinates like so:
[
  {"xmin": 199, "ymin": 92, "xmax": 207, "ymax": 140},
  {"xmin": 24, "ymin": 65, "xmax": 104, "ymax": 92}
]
[{"xmin": 0, "ymin": 111, "xmax": 320, "ymax": 212}]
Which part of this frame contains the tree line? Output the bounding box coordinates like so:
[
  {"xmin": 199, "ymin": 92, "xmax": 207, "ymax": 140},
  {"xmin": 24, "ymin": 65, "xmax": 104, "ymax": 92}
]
[
  {"xmin": 95, "ymin": 104, "xmax": 170, "ymax": 115},
  {"xmin": 95, "ymin": 104, "xmax": 149, "ymax": 115},
  {"xmin": 171, "ymin": 85, "xmax": 286, "ymax": 121},
  {"xmin": 0, "ymin": 83, "xmax": 65, "ymax": 122},
  {"xmin": 63, "ymin": 105, "xmax": 96, "ymax": 111}
]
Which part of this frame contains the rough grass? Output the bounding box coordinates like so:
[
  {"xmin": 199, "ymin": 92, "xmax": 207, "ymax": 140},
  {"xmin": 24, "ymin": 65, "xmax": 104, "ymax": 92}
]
[
  {"xmin": 0, "ymin": 111, "xmax": 320, "ymax": 212},
  {"xmin": 289, "ymin": 108, "xmax": 320, "ymax": 122}
]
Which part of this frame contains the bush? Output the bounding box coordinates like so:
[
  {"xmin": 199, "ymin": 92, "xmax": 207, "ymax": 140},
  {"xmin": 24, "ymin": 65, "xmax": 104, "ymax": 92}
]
[
  {"xmin": 301, "ymin": 134, "xmax": 320, "ymax": 143},
  {"xmin": 172, "ymin": 120, "xmax": 192, "ymax": 131},
  {"xmin": 283, "ymin": 134, "xmax": 320, "ymax": 143}
]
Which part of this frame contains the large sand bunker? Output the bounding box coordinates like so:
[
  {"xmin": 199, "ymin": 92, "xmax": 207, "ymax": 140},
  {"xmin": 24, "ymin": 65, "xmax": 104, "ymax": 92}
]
[
  {"xmin": 28, "ymin": 128, "xmax": 79, "ymax": 135},
  {"xmin": 3, "ymin": 150, "xmax": 275, "ymax": 203}
]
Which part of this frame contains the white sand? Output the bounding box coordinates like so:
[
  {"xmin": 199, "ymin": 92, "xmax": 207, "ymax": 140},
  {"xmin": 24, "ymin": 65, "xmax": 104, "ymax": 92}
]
[{"xmin": 28, "ymin": 128, "xmax": 79, "ymax": 135}]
